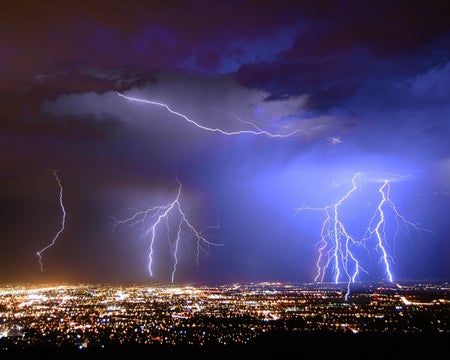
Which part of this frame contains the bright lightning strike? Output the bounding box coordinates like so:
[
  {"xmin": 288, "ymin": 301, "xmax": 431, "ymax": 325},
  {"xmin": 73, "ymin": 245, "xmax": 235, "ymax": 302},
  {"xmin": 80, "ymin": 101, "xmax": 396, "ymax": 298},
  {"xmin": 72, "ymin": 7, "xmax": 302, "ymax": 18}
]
[
  {"xmin": 112, "ymin": 176, "xmax": 221, "ymax": 282},
  {"xmin": 116, "ymin": 92, "xmax": 306, "ymax": 138},
  {"xmin": 295, "ymin": 173, "xmax": 432, "ymax": 300},
  {"xmin": 362, "ymin": 179, "xmax": 432, "ymax": 283},
  {"xmin": 36, "ymin": 170, "xmax": 66, "ymax": 272}
]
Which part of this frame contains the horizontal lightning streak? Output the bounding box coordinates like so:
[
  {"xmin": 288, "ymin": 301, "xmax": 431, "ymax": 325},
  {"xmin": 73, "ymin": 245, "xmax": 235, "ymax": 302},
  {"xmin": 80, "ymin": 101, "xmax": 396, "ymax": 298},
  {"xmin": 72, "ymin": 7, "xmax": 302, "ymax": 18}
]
[{"xmin": 116, "ymin": 92, "xmax": 305, "ymax": 138}]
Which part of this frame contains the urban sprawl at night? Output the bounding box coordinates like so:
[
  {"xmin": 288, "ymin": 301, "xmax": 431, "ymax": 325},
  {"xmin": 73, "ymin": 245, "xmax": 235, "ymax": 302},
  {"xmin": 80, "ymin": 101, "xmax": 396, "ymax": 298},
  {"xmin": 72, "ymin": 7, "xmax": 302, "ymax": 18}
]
[{"xmin": 0, "ymin": 281, "xmax": 448, "ymax": 356}]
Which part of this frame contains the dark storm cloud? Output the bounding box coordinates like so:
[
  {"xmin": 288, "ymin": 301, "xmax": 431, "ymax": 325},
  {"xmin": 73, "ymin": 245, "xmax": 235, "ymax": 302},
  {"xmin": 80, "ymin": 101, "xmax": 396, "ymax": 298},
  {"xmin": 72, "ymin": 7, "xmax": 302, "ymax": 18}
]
[
  {"xmin": 237, "ymin": 0, "xmax": 450, "ymax": 111},
  {"xmin": 0, "ymin": 0, "xmax": 303, "ymax": 91},
  {"xmin": 0, "ymin": 0, "xmax": 306, "ymax": 139}
]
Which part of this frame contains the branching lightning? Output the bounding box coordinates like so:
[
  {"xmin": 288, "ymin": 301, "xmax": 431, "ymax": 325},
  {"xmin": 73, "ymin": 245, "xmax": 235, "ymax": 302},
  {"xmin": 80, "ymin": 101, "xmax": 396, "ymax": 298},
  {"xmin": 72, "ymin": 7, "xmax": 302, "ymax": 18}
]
[
  {"xmin": 362, "ymin": 179, "xmax": 432, "ymax": 283},
  {"xmin": 112, "ymin": 176, "xmax": 221, "ymax": 282},
  {"xmin": 295, "ymin": 173, "xmax": 432, "ymax": 300},
  {"xmin": 36, "ymin": 170, "xmax": 66, "ymax": 272},
  {"xmin": 116, "ymin": 92, "xmax": 306, "ymax": 138}
]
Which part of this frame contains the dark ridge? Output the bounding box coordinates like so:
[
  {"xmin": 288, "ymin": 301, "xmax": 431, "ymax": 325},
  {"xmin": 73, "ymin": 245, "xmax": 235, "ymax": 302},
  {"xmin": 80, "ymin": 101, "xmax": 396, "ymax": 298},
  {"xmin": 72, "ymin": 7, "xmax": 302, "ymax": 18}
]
[{"xmin": 2, "ymin": 332, "xmax": 448, "ymax": 359}]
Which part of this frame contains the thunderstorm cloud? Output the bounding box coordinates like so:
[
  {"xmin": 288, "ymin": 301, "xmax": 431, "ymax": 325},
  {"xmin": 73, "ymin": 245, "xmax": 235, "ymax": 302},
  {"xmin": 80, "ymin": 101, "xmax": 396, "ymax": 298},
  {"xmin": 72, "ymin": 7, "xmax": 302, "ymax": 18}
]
[{"xmin": 0, "ymin": 0, "xmax": 449, "ymax": 284}]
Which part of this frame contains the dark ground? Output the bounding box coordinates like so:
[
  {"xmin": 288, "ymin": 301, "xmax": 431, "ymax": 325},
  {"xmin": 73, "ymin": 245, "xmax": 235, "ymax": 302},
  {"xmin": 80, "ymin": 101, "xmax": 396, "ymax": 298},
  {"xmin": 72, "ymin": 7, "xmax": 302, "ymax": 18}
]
[{"xmin": 1, "ymin": 332, "xmax": 448, "ymax": 359}]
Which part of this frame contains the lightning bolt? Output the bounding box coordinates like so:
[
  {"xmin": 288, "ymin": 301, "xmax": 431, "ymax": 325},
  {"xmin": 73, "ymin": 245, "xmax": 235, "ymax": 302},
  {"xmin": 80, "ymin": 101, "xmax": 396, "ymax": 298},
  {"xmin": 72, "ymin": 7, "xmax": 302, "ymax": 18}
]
[
  {"xmin": 116, "ymin": 92, "xmax": 306, "ymax": 138},
  {"xmin": 112, "ymin": 176, "xmax": 221, "ymax": 282},
  {"xmin": 362, "ymin": 179, "xmax": 433, "ymax": 283},
  {"xmin": 295, "ymin": 173, "xmax": 432, "ymax": 300},
  {"xmin": 36, "ymin": 170, "xmax": 66, "ymax": 272}
]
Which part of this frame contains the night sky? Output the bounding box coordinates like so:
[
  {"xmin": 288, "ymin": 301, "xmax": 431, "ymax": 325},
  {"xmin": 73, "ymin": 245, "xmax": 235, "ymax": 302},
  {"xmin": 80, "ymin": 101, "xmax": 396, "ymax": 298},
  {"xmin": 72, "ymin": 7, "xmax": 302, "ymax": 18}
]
[{"xmin": 1, "ymin": 0, "xmax": 449, "ymax": 286}]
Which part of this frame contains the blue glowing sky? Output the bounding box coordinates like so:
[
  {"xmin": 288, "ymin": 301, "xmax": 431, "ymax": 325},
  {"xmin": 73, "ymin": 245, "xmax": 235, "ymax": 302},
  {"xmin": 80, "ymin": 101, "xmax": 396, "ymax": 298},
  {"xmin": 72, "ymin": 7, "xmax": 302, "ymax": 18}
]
[{"xmin": 0, "ymin": 1, "xmax": 449, "ymax": 285}]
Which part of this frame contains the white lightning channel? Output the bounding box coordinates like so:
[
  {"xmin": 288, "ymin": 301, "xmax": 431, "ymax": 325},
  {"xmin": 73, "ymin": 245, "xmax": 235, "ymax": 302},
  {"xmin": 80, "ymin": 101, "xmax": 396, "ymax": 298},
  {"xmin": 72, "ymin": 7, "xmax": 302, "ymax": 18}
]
[
  {"xmin": 296, "ymin": 173, "xmax": 432, "ymax": 301},
  {"xmin": 112, "ymin": 176, "xmax": 221, "ymax": 282},
  {"xmin": 36, "ymin": 170, "xmax": 66, "ymax": 272},
  {"xmin": 116, "ymin": 92, "xmax": 305, "ymax": 138},
  {"xmin": 295, "ymin": 173, "xmax": 367, "ymax": 300}
]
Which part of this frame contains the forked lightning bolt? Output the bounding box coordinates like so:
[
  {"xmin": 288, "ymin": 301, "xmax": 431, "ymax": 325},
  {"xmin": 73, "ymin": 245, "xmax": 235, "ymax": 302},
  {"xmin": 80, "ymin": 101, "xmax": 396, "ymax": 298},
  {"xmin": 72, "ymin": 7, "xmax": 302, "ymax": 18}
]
[
  {"xmin": 295, "ymin": 173, "xmax": 365, "ymax": 300},
  {"xmin": 112, "ymin": 176, "xmax": 221, "ymax": 282},
  {"xmin": 295, "ymin": 173, "xmax": 431, "ymax": 300},
  {"xmin": 362, "ymin": 179, "xmax": 432, "ymax": 283},
  {"xmin": 36, "ymin": 170, "xmax": 66, "ymax": 272},
  {"xmin": 116, "ymin": 92, "xmax": 305, "ymax": 138}
]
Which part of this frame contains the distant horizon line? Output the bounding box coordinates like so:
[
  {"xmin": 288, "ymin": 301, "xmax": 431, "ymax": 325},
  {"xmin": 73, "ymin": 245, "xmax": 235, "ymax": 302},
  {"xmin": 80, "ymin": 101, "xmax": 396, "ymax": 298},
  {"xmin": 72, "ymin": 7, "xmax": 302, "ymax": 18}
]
[{"xmin": 1, "ymin": 277, "xmax": 449, "ymax": 288}]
